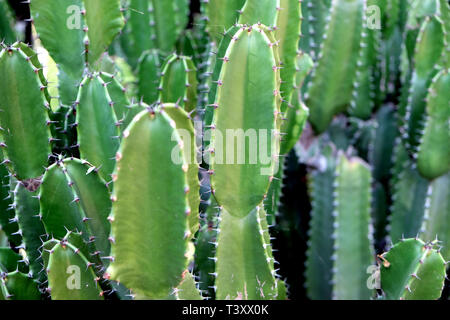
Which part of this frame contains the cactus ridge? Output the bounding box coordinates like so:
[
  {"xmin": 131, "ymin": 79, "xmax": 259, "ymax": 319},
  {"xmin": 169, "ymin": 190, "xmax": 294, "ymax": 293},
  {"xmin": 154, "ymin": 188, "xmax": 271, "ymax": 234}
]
[
  {"xmin": 380, "ymin": 238, "xmax": 446, "ymax": 300},
  {"xmin": 0, "ymin": 43, "xmax": 52, "ymax": 181},
  {"xmin": 158, "ymin": 54, "xmax": 198, "ymax": 114},
  {"xmin": 306, "ymin": 0, "xmax": 365, "ymax": 134},
  {"xmin": 416, "ymin": 68, "xmax": 450, "ymax": 179},
  {"xmin": 107, "ymin": 108, "xmax": 190, "ymax": 299},
  {"xmin": 75, "ymin": 73, "xmax": 120, "ymax": 181},
  {"xmin": 332, "ymin": 153, "xmax": 374, "ymax": 300}
]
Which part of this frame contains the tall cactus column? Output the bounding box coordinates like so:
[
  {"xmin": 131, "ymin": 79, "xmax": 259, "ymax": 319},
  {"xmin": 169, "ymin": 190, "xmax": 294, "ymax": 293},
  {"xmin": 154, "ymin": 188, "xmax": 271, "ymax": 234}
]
[{"xmin": 208, "ymin": 24, "xmax": 282, "ymax": 300}]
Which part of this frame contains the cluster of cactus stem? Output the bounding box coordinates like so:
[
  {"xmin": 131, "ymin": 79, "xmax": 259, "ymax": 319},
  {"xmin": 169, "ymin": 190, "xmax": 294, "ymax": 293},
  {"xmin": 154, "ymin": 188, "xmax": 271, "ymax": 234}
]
[{"xmin": 0, "ymin": 0, "xmax": 448, "ymax": 300}]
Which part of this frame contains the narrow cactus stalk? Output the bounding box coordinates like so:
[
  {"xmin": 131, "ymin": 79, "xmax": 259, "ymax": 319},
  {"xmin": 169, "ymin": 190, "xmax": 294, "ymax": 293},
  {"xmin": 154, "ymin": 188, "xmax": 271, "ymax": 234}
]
[
  {"xmin": 162, "ymin": 104, "xmax": 200, "ymax": 239},
  {"xmin": 137, "ymin": 50, "xmax": 161, "ymax": 105},
  {"xmin": 380, "ymin": 238, "xmax": 446, "ymax": 300},
  {"xmin": 388, "ymin": 143, "xmax": 429, "ymax": 243},
  {"xmin": 416, "ymin": 68, "xmax": 450, "ymax": 179},
  {"xmin": 30, "ymin": 0, "xmax": 85, "ymax": 106},
  {"xmin": 238, "ymin": 0, "xmax": 280, "ymax": 27},
  {"xmin": 158, "ymin": 54, "xmax": 198, "ymax": 114},
  {"xmin": 403, "ymin": 15, "xmax": 445, "ymax": 155},
  {"xmin": 107, "ymin": 109, "xmax": 190, "ymax": 299},
  {"xmin": 0, "ymin": 43, "xmax": 52, "ymax": 181},
  {"xmin": 83, "ymin": 0, "xmax": 125, "ymax": 68},
  {"xmin": 0, "ymin": 0, "xmax": 18, "ymax": 43},
  {"xmin": 99, "ymin": 71, "xmax": 131, "ymax": 128},
  {"xmin": 204, "ymin": 0, "xmax": 246, "ymax": 44},
  {"xmin": 214, "ymin": 206, "xmax": 277, "ymax": 300},
  {"xmin": 332, "ymin": 153, "xmax": 374, "ymax": 300},
  {"xmin": 75, "ymin": 73, "xmax": 120, "ymax": 181},
  {"xmin": 275, "ymin": 0, "xmax": 302, "ymax": 115},
  {"xmin": 209, "ymin": 24, "xmax": 281, "ymax": 218},
  {"xmin": 0, "ymin": 271, "xmax": 41, "ymax": 300},
  {"xmin": 421, "ymin": 173, "xmax": 450, "ymax": 261},
  {"xmin": 306, "ymin": 0, "xmax": 365, "ymax": 134},
  {"xmin": 299, "ymin": 0, "xmax": 332, "ymax": 60},
  {"xmin": 45, "ymin": 239, "xmax": 103, "ymax": 300},
  {"xmin": 305, "ymin": 144, "xmax": 336, "ymax": 300},
  {"xmin": 39, "ymin": 158, "xmax": 111, "ymax": 260},
  {"xmin": 13, "ymin": 182, "xmax": 47, "ymax": 283},
  {"xmin": 0, "ymin": 154, "xmax": 21, "ymax": 248}
]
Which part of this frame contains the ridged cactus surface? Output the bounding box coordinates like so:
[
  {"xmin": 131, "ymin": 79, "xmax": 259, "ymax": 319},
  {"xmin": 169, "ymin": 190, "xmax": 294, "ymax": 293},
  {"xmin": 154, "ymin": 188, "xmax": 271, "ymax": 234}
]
[{"xmin": 0, "ymin": 0, "xmax": 448, "ymax": 302}]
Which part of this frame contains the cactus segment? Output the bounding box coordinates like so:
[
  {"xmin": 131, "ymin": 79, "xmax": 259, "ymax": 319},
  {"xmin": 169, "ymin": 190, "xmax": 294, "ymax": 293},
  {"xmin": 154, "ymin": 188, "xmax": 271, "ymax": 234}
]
[
  {"xmin": 389, "ymin": 144, "xmax": 429, "ymax": 243},
  {"xmin": 30, "ymin": 0, "xmax": 85, "ymax": 106},
  {"xmin": 46, "ymin": 241, "xmax": 103, "ymax": 300},
  {"xmin": 305, "ymin": 145, "xmax": 336, "ymax": 300},
  {"xmin": 280, "ymin": 53, "xmax": 312, "ymax": 155},
  {"xmin": 13, "ymin": 182, "xmax": 46, "ymax": 282},
  {"xmin": 380, "ymin": 238, "xmax": 446, "ymax": 300},
  {"xmin": 276, "ymin": 279, "xmax": 288, "ymax": 300},
  {"xmin": 163, "ymin": 105, "xmax": 200, "ymax": 239},
  {"xmin": 369, "ymin": 105, "xmax": 398, "ymax": 182},
  {"xmin": 99, "ymin": 72, "xmax": 130, "ymax": 126},
  {"xmin": 39, "ymin": 159, "xmax": 111, "ymax": 259},
  {"xmin": 306, "ymin": 0, "xmax": 365, "ymax": 134},
  {"xmin": 215, "ymin": 207, "xmax": 277, "ymax": 300},
  {"xmin": 107, "ymin": 109, "xmax": 189, "ymax": 299},
  {"xmin": 404, "ymin": 16, "xmax": 445, "ymax": 154},
  {"xmin": 176, "ymin": 271, "xmax": 203, "ymax": 300},
  {"xmin": 209, "ymin": 25, "xmax": 281, "ymax": 219},
  {"xmin": 332, "ymin": 154, "xmax": 374, "ymax": 300},
  {"xmin": 349, "ymin": 1, "xmax": 382, "ymax": 120},
  {"xmin": 421, "ymin": 173, "xmax": 450, "ymax": 261},
  {"xmin": 174, "ymin": 0, "xmax": 189, "ymax": 35},
  {"xmin": 61, "ymin": 159, "xmax": 112, "ymax": 257},
  {"xmin": 299, "ymin": 0, "xmax": 332, "ymax": 60},
  {"xmin": 137, "ymin": 50, "xmax": 161, "ymax": 105},
  {"xmin": 0, "ymin": 271, "xmax": 41, "ymax": 300},
  {"xmin": 205, "ymin": 0, "xmax": 246, "ymax": 44},
  {"xmin": 0, "ymin": 0, "xmax": 17, "ymax": 43},
  {"xmin": 238, "ymin": 0, "xmax": 280, "ymax": 27},
  {"xmin": 158, "ymin": 54, "xmax": 198, "ymax": 113},
  {"xmin": 76, "ymin": 74, "xmax": 120, "ymax": 181},
  {"xmin": 150, "ymin": 0, "xmax": 181, "ymax": 53},
  {"xmin": 122, "ymin": 0, "xmax": 155, "ymax": 68},
  {"xmin": 417, "ymin": 69, "xmax": 450, "ymax": 179},
  {"xmin": 276, "ymin": 0, "xmax": 302, "ymax": 115},
  {"xmin": 204, "ymin": 26, "xmax": 240, "ymax": 132},
  {"xmin": 39, "ymin": 163, "xmax": 88, "ymax": 240},
  {"xmin": 0, "ymin": 155, "xmax": 21, "ymax": 247},
  {"xmin": 83, "ymin": 0, "xmax": 125, "ymax": 67},
  {"xmin": 0, "ymin": 45, "xmax": 51, "ymax": 180}
]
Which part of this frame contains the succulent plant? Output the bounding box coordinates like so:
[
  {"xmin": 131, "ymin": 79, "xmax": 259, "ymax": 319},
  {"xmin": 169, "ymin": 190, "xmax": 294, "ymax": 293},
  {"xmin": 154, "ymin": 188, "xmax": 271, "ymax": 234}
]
[{"xmin": 0, "ymin": 0, "xmax": 448, "ymax": 301}]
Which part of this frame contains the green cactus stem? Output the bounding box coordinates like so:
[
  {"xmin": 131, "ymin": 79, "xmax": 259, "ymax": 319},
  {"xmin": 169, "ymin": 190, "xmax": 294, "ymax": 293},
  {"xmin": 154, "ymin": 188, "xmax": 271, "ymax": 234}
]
[
  {"xmin": 107, "ymin": 108, "xmax": 190, "ymax": 299},
  {"xmin": 380, "ymin": 238, "xmax": 446, "ymax": 300},
  {"xmin": 158, "ymin": 54, "xmax": 198, "ymax": 114},
  {"xmin": 416, "ymin": 68, "xmax": 450, "ymax": 179},
  {"xmin": 306, "ymin": 0, "xmax": 365, "ymax": 134},
  {"xmin": 0, "ymin": 43, "xmax": 52, "ymax": 181},
  {"xmin": 332, "ymin": 154, "xmax": 374, "ymax": 300},
  {"xmin": 75, "ymin": 73, "xmax": 120, "ymax": 181}
]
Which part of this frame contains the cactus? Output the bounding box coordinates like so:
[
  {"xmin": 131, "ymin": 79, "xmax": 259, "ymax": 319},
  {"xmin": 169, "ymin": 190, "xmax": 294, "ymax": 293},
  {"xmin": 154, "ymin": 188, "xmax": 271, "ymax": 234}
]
[
  {"xmin": 332, "ymin": 153, "xmax": 374, "ymax": 300},
  {"xmin": 0, "ymin": 43, "xmax": 52, "ymax": 181},
  {"xmin": 0, "ymin": 0, "xmax": 448, "ymax": 302},
  {"xmin": 106, "ymin": 108, "xmax": 191, "ymax": 299},
  {"xmin": 416, "ymin": 69, "xmax": 450, "ymax": 179},
  {"xmin": 306, "ymin": 0, "xmax": 365, "ymax": 133},
  {"xmin": 158, "ymin": 54, "xmax": 198, "ymax": 113},
  {"xmin": 380, "ymin": 238, "xmax": 446, "ymax": 300}
]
